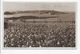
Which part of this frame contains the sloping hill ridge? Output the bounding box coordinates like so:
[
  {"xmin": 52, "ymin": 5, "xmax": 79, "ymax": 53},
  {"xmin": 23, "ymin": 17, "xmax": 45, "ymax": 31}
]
[
  {"xmin": 4, "ymin": 10, "xmax": 75, "ymax": 22},
  {"xmin": 4, "ymin": 10, "xmax": 67, "ymax": 15}
]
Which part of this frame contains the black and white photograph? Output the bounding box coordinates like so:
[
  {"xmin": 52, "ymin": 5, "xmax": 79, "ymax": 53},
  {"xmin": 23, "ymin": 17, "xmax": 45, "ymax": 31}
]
[{"xmin": 4, "ymin": 2, "xmax": 75, "ymax": 47}]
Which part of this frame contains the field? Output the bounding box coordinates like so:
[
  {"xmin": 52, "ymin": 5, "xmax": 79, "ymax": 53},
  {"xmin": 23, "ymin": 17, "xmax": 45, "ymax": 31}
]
[{"xmin": 4, "ymin": 11, "xmax": 75, "ymax": 47}]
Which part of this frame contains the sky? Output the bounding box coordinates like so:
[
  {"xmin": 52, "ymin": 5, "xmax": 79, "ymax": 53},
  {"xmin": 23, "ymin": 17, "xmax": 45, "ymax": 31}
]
[{"xmin": 4, "ymin": 2, "xmax": 76, "ymax": 12}]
